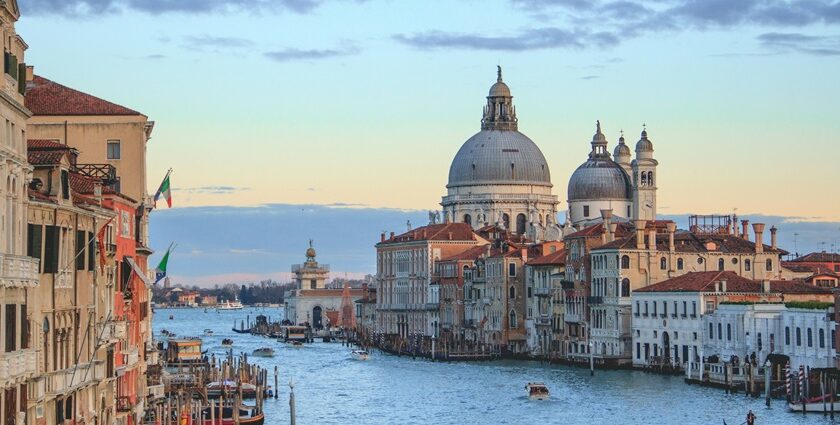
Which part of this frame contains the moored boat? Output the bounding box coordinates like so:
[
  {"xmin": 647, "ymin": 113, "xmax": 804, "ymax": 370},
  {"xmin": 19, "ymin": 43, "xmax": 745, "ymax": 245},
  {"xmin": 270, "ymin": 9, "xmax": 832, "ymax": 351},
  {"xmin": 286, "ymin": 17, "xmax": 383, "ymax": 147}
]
[
  {"xmin": 788, "ymin": 399, "xmax": 840, "ymax": 413},
  {"xmin": 204, "ymin": 329, "xmax": 214, "ymax": 336},
  {"xmin": 252, "ymin": 347, "xmax": 275, "ymax": 357},
  {"xmin": 289, "ymin": 341, "xmax": 304, "ymax": 348},
  {"xmin": 199, "ymin": 406, "xmax": 264, "ymax": 425},
  {"xmin": 206, "ymin": 381, "xmax": 258, "ymax": 399},
  {"xmin": 350, "ymin": 349, "xmax": 370, "ymax": 361},
  {"xmin": 221, "ymin": 338, "xmax": 234, "ymax": 347},
  {"xmin": 526, "ymin": 382, "xmax": 550, "ymax": 400}
]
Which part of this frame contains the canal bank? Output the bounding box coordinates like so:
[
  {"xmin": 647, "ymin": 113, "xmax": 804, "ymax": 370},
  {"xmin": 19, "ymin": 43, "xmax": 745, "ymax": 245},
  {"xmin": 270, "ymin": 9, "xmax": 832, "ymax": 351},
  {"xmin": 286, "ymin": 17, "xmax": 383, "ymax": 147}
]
[{"xmin": 155, "ymin": 307, "xmax": 832, "ymax": 425}]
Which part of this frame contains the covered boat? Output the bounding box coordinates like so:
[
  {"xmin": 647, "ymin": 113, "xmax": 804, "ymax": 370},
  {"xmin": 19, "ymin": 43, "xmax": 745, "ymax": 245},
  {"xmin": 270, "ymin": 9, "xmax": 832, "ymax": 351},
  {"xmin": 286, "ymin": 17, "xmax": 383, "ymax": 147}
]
[
  {"xmin": 199, "ymin": 406, "xmax": 264, "ymax": 425},
  {"xmin": 206, "ymin": 381, "xmax": 258, "ymax": 399},
  {"xmin": 350, "ymin": 349, "xmax": 370, "ymax": 361},
  {"xmin": 252, "ymin": 347, "xmax": 275, "ymax": 357}
]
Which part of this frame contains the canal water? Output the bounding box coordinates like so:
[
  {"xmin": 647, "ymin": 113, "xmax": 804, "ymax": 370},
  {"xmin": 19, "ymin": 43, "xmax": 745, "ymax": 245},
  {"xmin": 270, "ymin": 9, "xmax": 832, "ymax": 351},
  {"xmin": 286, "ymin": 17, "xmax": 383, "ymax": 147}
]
[{"xmin": 155, "ymin": 307, "xmax": 835, "ymax": 425}]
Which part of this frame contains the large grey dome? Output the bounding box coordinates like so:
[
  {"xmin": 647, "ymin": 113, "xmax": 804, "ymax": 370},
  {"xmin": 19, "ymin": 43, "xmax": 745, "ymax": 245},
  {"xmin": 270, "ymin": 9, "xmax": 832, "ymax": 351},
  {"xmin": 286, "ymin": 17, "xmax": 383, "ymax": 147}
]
[
  {"xmin": 567, "ymin": 158, "xmax": 631, "ymax": 201},
  {"xmin": 447, "ymin": 130, "xmax": 552, "ymax": 188}
]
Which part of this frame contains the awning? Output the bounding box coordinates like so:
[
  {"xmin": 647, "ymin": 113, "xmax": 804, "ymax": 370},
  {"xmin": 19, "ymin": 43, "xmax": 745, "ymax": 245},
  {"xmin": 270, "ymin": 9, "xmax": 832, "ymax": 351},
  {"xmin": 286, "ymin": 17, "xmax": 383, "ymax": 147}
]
[{"xmin": 126, "ymin": 257, "xmax": 153, "ymax": 286}]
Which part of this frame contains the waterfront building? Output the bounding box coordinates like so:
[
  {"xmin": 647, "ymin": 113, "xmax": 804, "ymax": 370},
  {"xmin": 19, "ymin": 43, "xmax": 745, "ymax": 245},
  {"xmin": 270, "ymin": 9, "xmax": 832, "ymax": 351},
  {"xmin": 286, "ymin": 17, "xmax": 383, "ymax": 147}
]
[
  {"xmin": 631, "ymin": 271, "xmax": 832, "ymax": 369},
  {"xmin": 375, "ymin": 223, "xmax": 487, "ymax": 349},
  {"xmin": 784, "ymin": 252, "xmax": 840, "ymax": 274},
  {"xmin": 285, "ymin": 242, "xmax": 363, "ymax": 329},
  {"xmin": 434, "ymin": 245, "xmax": 486, "ymax": 351},
  {"xmin": 484, "ymin": 243, "xmax": 540, "ymax": 353},
  {"xmin": 590, "ymin": 216, "xmax": 786, "ymax": 366},
  {"xmin": 567, "ymin": 123, "xmax": 657, "ymax": 226},
  {"xmin": 26, "ymin": 140, "xmax": 116, "ymax": 425},
  {"xmin": 441, "ymin": 68, "xmax": 560, "ymax": 241},
  {"xmin": 176, "ymin": 291, "xmax": 199, "ymax": 307},
  {"xmin": 525, "ymin": 247, "xmax": 565, "ymax": 357},
  {"xmin": 0, "ymin": 3, "xmax": 42, "ymax": 423},
  {"xmin": 703, "ymin": 302, "xmax": 835, "ymax": 373},
  {"xmin": 462, "ymin": 251, "xmax": 488, "ymax": 347}
]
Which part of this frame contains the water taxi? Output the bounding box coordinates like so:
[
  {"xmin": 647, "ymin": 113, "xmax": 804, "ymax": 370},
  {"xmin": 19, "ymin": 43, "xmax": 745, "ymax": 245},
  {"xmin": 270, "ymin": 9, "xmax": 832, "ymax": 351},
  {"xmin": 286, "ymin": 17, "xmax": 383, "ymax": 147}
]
[
  {"xmin": 350, "ymin": 349, "xmax": 370, "ymax": 361},
  {"xmin": 221, "ymin": 338, "xmax": 234, "ymax": 347},
  {"xmin": 252, "ymin": 347, "xmax": 275, "ymax": 357},
  {"xmin": 204, "ymin": 329, "xmax": 214, "ymax": 336},
  {"xmin": 526, "ymin": 382, "xmax": 550, "ymax": 400}
]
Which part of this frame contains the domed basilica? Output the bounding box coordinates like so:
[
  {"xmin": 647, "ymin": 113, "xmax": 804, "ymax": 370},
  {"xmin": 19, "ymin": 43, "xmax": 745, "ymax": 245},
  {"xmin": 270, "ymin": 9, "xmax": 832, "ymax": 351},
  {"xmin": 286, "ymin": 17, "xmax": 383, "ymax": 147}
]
[{"xmin": 440, "ymin": 68, "xmax": 659, "ymax": 238}]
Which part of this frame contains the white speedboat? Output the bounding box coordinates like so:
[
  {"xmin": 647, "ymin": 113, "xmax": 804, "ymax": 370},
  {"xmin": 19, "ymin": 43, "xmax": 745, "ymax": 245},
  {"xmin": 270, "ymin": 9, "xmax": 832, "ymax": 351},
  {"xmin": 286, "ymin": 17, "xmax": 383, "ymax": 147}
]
[
  {"xmin": 252, "ymin": 347, "xmax": 275, "ymax": 357},
  {"xmin": 350, "ymin": 349, "xmax": 370, "ymax": 361},
  {"xmin": 526, "ymin": 382, "xmax": 550, "ymax": 400},
  {"xmin": 203, "ymin": 329, "xmax": 214, "ymax": 336}
]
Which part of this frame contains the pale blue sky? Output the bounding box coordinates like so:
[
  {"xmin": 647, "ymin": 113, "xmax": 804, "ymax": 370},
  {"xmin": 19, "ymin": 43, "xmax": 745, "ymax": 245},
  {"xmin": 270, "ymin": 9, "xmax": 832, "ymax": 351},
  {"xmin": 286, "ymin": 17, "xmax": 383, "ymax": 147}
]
[{"xmin": 16, "ymin": 0, "xmax": 840, "ymax": 283}]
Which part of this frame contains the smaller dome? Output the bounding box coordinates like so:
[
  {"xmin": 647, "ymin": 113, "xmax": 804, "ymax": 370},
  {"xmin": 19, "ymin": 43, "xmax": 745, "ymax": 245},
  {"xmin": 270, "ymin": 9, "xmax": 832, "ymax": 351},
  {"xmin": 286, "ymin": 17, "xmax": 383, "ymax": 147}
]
[
  {"xmin": 489, "ymin": 81, "xmax": 511, "ymax": 97},
  {"xmin": 614, "ymin": 135, "xmax": 631, "ymax": 158},
  {"xmin": 636, "ymin": 129, "xmax": 653, "ymax": 152}
]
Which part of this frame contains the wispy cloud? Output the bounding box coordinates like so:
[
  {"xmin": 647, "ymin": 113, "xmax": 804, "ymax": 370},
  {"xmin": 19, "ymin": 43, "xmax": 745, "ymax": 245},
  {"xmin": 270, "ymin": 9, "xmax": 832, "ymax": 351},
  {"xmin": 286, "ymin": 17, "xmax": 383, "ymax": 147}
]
[
  {"xmin": 182, "ymin": 35, "xmax": 254, "ymax": 51},
  {"xmin": 757, "ymin": 32, "xmax": 840, "ymax": 56},
  {"xmin": 173, "ymin": 186, "xmax": 251, "ymax": 195},
  {"xmin": 580, "ymin": 75, "xmax": 599, "ymax": 80},
  {"xmin": 263, "ymin": 46, "xmax": 360, "ymax": 62},
  {"xmin": 22, "ymin": 0, "xmax": 364, "ymax": 16},
  {"xmin": 394, "ymin": 28, "xmax": 618, "ymax": 51}
]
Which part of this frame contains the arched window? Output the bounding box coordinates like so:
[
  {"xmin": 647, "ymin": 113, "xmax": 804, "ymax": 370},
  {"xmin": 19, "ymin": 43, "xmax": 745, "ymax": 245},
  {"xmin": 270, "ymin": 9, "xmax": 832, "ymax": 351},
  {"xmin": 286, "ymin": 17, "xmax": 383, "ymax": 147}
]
[
  {"xmin": 647, "ymin": 171, "xmax": 654, "ymax": 186},
  {"xmin": 641, "ymin": 172, "xmax": 648, "ymax": 186},
  {"xmin": 509, "ymin": 286, "xmax": 516, "ymax": 299},
  {"xmin": 718, "ymin": 258, "xmax": 725, "ymax": 271},
  {"xmin": 745, "ymin": 259, "xmax": 751, "ymax": 271},
  {"xmin": 785, "ymin": 327, "xmax": 790, "ymax": 345},
  {"xmin": 509, "ymin": 310, "xmax": 517, "ymax": 328},
  {"xmin": 807, "ymin": 328, "xmax": 813, "ymax": 347},
  {"xmin": 677, "ymin": 258, "xmax": 684, "ymax": 270},
  {"xmin": 766, "ymin": 259, "xmax": 773, "ymax": 271},
  {"xmin": 516, "ymin": 213, "xmax": 527, "ymax": 235},
  {"xmin": 503, "ymin": 214, "xmax": 510, "ymax": 230},
  {"xmin": 660, "ymin": 257, "xmax": 667, "ymax": 270},
  {"xmin": 621, "ymin": 255, "xmax": 630, "ymax": 269},
  {"xmin": 621, "ymin": 278, "xmax": 630, "ymax": 297},
  {"xmin": 796, "ymin": 327, "xmax": 802, "ymax": 346},
  {"xmin": 463, "ymin": 214, "xmax": 472, "ymax": 225},
  {"xmin": 820, "ymin": 329, "xmax": 825, "ymax": 348},
  {"xmin": 708, "ymin": 323, "xmax": 714, "ymax": 339},
  {"xmin": 726, "ymin": 324, "xmax": 731, "ymax": 341}
]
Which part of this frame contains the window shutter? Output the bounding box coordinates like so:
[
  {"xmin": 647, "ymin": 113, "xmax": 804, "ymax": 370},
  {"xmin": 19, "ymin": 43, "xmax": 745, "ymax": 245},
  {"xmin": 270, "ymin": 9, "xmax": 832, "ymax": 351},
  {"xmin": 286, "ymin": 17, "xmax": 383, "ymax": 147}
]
[
  {"xmin": 27, "ymin": 224, "xmax": 43, "ymax": 262},
  {"xmin": 87, "ymin": 232, "xmax": 95, "ymax": 271},
  {"xmin": 76, "ymin": 230, "xmax": 86, "ymax": 270},
  {"xmin": 20, "ymin": 304, "xmax": 28, "ymax": 349},
  {"xmin": 43, "ymin": 226, "xmax": 59, "ymax": 273},
  {"xmin": 5, "ymin": 304, "xmax": 16, "ymax": 352},
  {"xmin": 8, "ymin": 54, "xmax": 17, "ymax": 79},
  {"xmin": 17, "ymin": 62, "xmax": 25, "ymax": 95}
]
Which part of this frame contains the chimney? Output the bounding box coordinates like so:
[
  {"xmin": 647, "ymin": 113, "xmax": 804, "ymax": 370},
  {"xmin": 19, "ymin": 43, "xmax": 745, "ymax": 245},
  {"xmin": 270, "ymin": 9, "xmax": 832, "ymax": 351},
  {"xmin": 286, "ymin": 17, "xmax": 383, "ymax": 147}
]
[
  {"xmin": 761, "ymin": 279, "xmax": 771, "ymax": 293},
  {"xmin": 93, "ymin": 182, "xmax": 103, "ymax": 206},
  {"xmin": 664, "ymin": 222, "xmax": 675, "ymax": 252},
  {"xmin": 635, "ymin": 220, "xmax": 647, "ymax": 249},
  {"xmin": 753, "ymin": 223, "xmax": 765, "ymax": 253},
  {"xmin": 25, "ymin": 65, "xmax": 34, "ymax": 83},
  {"xmin": 608, "ymin": 223, "xmax": 618, "ymax": 243},
  {"xmin": 741, "ymin": 220, "xmax": 750, "ymax": 240},
  {"xmin": 390, "ymin": 232, "xmax": 395, "ymax": 239},
  {"xmin": 770, "ymin": 226, "xmax": 778, "ymax": 250},
  {"xmin": 521, "ymin": 248, "xmax": 528, "ymax": 263},
  {"xmin": 720, "ymin": 280, "xmax": 727, "ymax": 293},
  {"xmin": 601, "ymin": 209, "xmax": 613, "ymax": 243},
  {"xmin": 732, "ymin": 214, "xmax": 739, "ymax": 236},
  {"xmin": 381, "ymin": 232, "xmax": 386, "ymax": 243}
]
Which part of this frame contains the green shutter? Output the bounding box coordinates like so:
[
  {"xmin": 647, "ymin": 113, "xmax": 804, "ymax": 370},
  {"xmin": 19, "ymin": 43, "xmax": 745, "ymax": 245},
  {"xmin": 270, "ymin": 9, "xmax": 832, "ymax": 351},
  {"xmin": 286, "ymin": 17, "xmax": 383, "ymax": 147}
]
[
  {"xmin": 43, "ymin": 226, "xmax": 59, "ymax": 274},
  {"xmin": 17, "ymin": 62, "xmax": 25, "ymax": 95},
  {"xmin": 87, "ymin": 232, "xmax": 95, "ymax": 272},
  {"xmin": 27, "ymin": 224, "xmax": 43, "ymax": 264},
  {"xmin": 75, "ymin": 230, "xmax": 85, "ymax": 271},
  {"xmin": 8, "ymin": 54, "xmax": 17, "ymax": 79}
]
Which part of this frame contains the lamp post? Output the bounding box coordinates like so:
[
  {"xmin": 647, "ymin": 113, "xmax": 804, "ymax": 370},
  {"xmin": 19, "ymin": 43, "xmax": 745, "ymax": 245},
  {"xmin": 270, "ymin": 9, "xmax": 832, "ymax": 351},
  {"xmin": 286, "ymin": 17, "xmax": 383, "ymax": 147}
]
[
  {"xmin": 289, "ymin": 379, "xmax": 296, "ymax": 425},
  {"xmin": 765, "ymin": 359, "xmax": 772, "ymax": 407}
]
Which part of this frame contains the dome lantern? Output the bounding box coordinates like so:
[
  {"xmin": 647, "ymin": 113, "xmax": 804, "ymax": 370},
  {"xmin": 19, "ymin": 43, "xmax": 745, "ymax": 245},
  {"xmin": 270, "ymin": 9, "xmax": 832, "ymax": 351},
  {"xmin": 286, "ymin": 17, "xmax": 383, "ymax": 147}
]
[{"xmin": 481, "ymin": 66, "xmax": 518, "ymax": 131}]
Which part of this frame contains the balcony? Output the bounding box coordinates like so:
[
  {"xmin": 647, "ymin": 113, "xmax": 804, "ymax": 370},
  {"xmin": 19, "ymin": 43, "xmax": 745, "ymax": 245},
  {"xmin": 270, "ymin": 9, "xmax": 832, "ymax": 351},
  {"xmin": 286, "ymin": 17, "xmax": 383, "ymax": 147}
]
[
  {"xmin": 0, "ymin": 349, "xmax": 37, "ymax": 384},
  {"xmin": 123, "ymin": 347, "xmax": 140, "ymax": 367},
  {"xmin": 560, "ymin": 280, "xmax": 576, "ymax": 290},
  {"xmin": 147, "ymin": 384, "xmax": 165, "ymax": 402},
  {"xmin": 565, "ymin": 313, "xmax": 581, "ymax": 323},
  {"xmin": 76, "ymin": 163, "xmax": 117, "ymax": 185},
  {"xmin": 424, "ymin": 303, "xmax": 439, "ymax": 311},
  {"xmin": 482, "ymin": 298, "xmax": 492, "ymax": 305},
  {"xmin": 587, "ymin": 296, "xmax": 603, "ymax": 305},
  {"xmin": 534, "ymin": 287, "xmax": 551, "ymax": 297},
  {"xmin": 0, "ymin": 254, "xmax": 39, "ymax": 287},
  {"xmin": 536, "ymin": 315, "xmax": 552, "ymax": 326},
  {"xmin": 42, "ymin": 360, "xmax": 106, "ymax": 396}
]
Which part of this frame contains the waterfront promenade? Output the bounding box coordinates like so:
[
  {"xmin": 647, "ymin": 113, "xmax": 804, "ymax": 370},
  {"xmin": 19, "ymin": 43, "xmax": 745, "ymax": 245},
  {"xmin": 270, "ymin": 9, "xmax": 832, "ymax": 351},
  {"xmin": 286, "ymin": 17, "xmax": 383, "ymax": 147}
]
[{"xmin": 155, "ymin": 307, "xmax": 833, "ymax": 425}]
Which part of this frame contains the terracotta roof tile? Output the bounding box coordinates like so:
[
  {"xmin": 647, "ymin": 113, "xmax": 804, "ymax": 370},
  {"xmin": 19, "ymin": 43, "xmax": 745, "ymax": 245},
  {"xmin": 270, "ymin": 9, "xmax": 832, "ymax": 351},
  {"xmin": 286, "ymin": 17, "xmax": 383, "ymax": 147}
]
[
  {"xmin": 379, "ymin": 223, "xmax": 478, "ymax": 245},
  {"xmin": 635, "ymin": 271, "xmax": 831, "ymax": 294},
  {"xmin": 565, "ymin": 221, "xmax": 635, "ymax": 239},
  {"xmin": 790, "ymin": 252, "xmax": 840, "ymax": 263},
  {"xmin": 439, "ymin": 245, "xmax": 488, "ymax": 262},
  {"xmin": 527, "ymin": 249, "xmax": 567, "ymax": 266},
  {"xmin": 596, "ymin": 230, "xmax": 786, "ymax": 254},
  {"xmin": 26, "ymin": 75, "xmax": 142, "ymax": 116}
]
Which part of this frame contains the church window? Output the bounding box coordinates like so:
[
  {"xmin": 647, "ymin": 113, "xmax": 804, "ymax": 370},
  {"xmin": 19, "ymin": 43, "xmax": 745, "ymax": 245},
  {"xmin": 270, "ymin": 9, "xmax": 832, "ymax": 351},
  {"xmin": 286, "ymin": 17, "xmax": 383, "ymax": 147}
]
[
  {"xmin": 464, "ymin": 214, "xmax": 472, "ymax": 225},
  {"xmin": 677, "ymin": 258, "xmax": 684, "ymax": 270},
  {"xmin": 718, "ymin": 258, "xmax": 725, "ymax": 271},
  {"xmin": 516, "ymin": 213, "xmax": 526, "ymax": 235},
  {"xmin": 503, "ymin": 214, "xmax": 510, "ymax": 230},
  {"xmin": 621, "ymin": 255, "xmax": 630, "ymax": 269},
  {"xmin": 660, "ymin": 257, "xmax": 667, "ymax": 270},
  {"xmin": 583, "ymin": 205, "xmax": 590, "ymax": 217},
  {"xmin": 745, "ymin": 260, "xmax": 751, "ymax": 271},
  {"xmin": 641, "ymin": 172, "xmax": 647, "ymax": 186}
]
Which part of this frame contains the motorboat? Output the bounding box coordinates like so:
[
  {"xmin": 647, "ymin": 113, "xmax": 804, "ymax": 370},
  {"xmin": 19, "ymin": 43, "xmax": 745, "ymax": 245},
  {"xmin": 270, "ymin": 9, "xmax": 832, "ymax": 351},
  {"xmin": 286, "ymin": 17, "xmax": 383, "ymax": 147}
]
[
  {"xmin": 204, "ymin": 329, "xmax": 214, "ymax": 336},
  {"xmin": 221, "ymin": 338, "xmax": 234, "ymax": 347},
  {"xmin": 289, "ymin": 341, "xmax": 304, "ymax": 348},
  {"xmin": 252, "ymin": 348, "xmax": 275, "ymax": 357},
  {"xmin": 218, "ymin": 299, "xmax": 244, "ymax": 310},
  {"xmin": 526, "ymin": 382, "xmax": 550, "ymax": 400},
  {"xmin": 198, "ymin": 405, "xmax": 264, "ymax": 425},
  {"xmin": 206, "ymin": 381, "xmax": 258, "ymax": 399},
  {"xmin": 350, "ymin": 349, "xmax": 370, "ymax": 361}
]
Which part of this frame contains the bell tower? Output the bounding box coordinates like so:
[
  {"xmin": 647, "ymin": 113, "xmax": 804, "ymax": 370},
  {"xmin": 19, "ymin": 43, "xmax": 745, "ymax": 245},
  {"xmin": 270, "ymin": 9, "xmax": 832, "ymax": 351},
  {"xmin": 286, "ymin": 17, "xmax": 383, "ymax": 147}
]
[{"xmin": 631, "ymin": 126, "xmax": 658, "ymax": 221}]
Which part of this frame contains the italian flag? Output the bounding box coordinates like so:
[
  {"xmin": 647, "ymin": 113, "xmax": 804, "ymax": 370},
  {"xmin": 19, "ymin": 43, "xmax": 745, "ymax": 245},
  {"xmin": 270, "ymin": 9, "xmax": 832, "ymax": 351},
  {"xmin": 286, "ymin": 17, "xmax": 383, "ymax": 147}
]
[
  {"xmin": 154, "ymin": 170, "xmax": 172, "ymax": 208},
  {"xmin": 154, "ymin": 243, "xmax": 174, "ymax": 285}
]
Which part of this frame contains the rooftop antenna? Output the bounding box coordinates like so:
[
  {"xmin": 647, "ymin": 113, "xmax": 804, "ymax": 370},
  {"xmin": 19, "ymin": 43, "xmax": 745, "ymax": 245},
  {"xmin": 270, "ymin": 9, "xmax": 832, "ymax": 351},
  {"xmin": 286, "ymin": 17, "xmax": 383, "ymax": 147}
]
[{"xmin": 793, "ymin": 232, "xmax": 799, "ymax": 258}]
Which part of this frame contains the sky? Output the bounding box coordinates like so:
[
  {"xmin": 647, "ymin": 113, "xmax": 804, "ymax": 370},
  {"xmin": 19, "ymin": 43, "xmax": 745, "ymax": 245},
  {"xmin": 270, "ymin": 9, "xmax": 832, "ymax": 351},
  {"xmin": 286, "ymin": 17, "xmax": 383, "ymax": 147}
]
[{"xmin": 15, "ymin": 0, "xmax": 840, "ymax": 285}]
